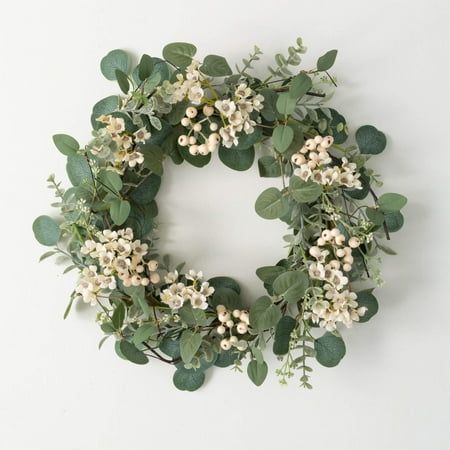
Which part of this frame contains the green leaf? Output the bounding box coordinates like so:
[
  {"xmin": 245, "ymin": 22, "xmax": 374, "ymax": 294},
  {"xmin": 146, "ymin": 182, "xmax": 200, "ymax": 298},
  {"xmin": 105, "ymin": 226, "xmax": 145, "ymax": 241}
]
[
  {"xmin": 129, "ymin": 174, "xmax": 161, "ymax": 204},
  {"xmin": 173, "ymin": 367, "xmax": 205, "ymax": 391},
  {"xmin": 118, "ymin": 340, "xmax": 148, "ymax": 365},
  {"xmin": 289, "ymin": 177, "xmax": 323, "ymax": 203},
  {"xmin": 317, "ymin": 49, "xmax": 338, "ymax": 71},
  {"xmin": 91, "ymin": 95, "xmax": 120, "ymax": 126},
  {"xmin": 98, "ymin": 170, "xmax": 122, "ymax": 194},
  {"xmin": 138, "ymin": 54, "xmax": 154, "ymax": 81},
  {"xmin": 109, "ymin": 199, "xmax": 131, "ymax": 225},
  {"xmin": 208, "ymin": 277, "xmax": 241, "ymax": 295},
  {"xmin": 256, "ymin": 266, "xmax": 286, "ymax": 284},
  {"xmin": 111, "ymin": 303, "xmax": 125, "ymax": 329},
  {"xmin": 255, "ymin": 187, "xmax": 289, "ymax": 220},
  {"xmin": 214, "ymin": 350, "xmax": 237, "ymax": 367},
  {"xmin": 180, "ymin": 330, "xmax": 202, "ymax": 364},
  {"xmin": 179, "ymin": 146, "xmax": 211, "ymax": 167},
  {"xmin": 378, "ymin": 193, "xmax": 407, "ymax": 212},
  {"xmin": 258, "ymin": 155, "xmax": 282, "ymax": 177},
  {"xmin": 115, "ymin": 69, "xmax": 130, "ymax": 94},
  {"xmin": 210, "ymin": 287, "xmax": 243, "ymax": 310},
  {"xmin": 249, "ymin": 296, "xmax": 282, "ymax": 332},
  {"xmin": 100, "ymin": 49, "xmax": 129, "ymax": 81},
  {"xmin": 356, "ymin": 125, "xmax": 387, "ymax": 155},
  {"xmin": 201, "ymin": 54, "xmax": 232, "ymax": 77},
  {"xmin": 289, "ymin": 72, "xmax": 312, "ymax": 99},
  {"xmin": 259, "ymin": 89, "xmax": 278, "ymax": 122},
  {"xmin": 132, "ymin": 323, "xmax": 158, "ymax": 345},
  {"xmin": 272, "ymin": 270, "xmax": 309, "ymax": 304},
  {"xmin": 52, "ymin": 134, "xmax": 79, "ymax": 156},
  {"xmin": 276, "ymin": 92, "xmax": 297, "ymax": 116},
  {"xmin": 66, "ymin": 155, "xmax": 92, "ymax": 186},
  {"xmin": 366, "ymin": 207, "xmax": 385, "ymax": 226},
  {"xmin": 384, "ymin": 211, "xmax": 404, "ymax": 232},
  {"xmin": 162, "ymin": 42, "xmax": 197, "ymax": 68},
  {"xmin": 272, "ymin": 125, "xmax": 294, "ymax": 153},
  {"xmin": 141, "ymin": 144, "xmax": 164, "ymax": 176},
  {"xmin": 33, "ymin": 215, "xmax": 60, "ymax": 246},
  {"xmin": 356, "ymin": 289, "xmax": 379, "ymax": 323},
  {"xmin": 314, "ymin": 332, "xmax": 346, "ymax": 367},
  {"xmin": 178, "ymin": 305, "xmax": 208, "ymax": 326},
  {"xmin": 247, "ymin": 360, "xmax": 268, "ymax": 386},
  {"xmin": 159, "ymin": 337, "xmax": 181, "ymax": 359},
  {"xmin": 273, "ymin": 316, "xmax": 296, "ymax": 355},
  {"xmin": 219, "ymin": 146, "xmax": 255, "ymax": 171},
  {"xmin": 166, "ymin": 100, "xmax": 189, "ymax": 125}
]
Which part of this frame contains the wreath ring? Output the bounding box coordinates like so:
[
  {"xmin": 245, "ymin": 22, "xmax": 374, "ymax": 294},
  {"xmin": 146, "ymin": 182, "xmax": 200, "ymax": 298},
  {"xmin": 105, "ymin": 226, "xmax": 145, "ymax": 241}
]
[{"xmin": 33, "ymin": 39, "xmax": 407, "ymax": 391}]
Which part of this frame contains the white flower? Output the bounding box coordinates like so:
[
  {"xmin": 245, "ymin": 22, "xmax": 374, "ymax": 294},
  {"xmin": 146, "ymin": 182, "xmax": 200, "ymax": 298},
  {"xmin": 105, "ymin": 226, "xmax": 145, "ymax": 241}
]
[
  {"xmin": 185, "ymin": 269, "xmax": 203, "ymax": 281},
  {"xmin": 188, "ymin": 85, "xmax": 204, "ymax": 104},
  {"xmin": 235, "ymin": 83, "xmax": 252, "ymax": 99},
  {"xmin": 133, "ymin": 127, "xmax": 151, "ymax": 143},
  {"xmin": 164, "ymin": 270, "xmax": 179, "ymax": 284},
  {"xmin": 106, "ymin": 117, "xmax": 125, "ymax": 134},
  {"xmin": 215, "ymin": 99, "xmax": 236, "ymax": 118},
  {"xmin": 219, "ymin": 125, "xmax": 238, "ymax": 148},
  {"xmin": 190, "ymin": 292, "xmax": 208, "ymax": 310}
]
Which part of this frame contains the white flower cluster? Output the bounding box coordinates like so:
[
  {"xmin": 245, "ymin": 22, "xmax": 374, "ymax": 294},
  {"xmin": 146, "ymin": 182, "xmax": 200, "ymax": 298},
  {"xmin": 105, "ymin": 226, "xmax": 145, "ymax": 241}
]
[
  {"xmin": 304, "ymin": 227, "xmax": 366, "ymax": 331},
  {"xmin": 216, "ymin": 305, "xmax": 250, "ymax": 351},
  {"xmin": 88, "ymin": 115, "xmax": 150, "ymax": 169},
  {"xmin": 160, "ymin": 270, "xmax": 215, "ymax": 310},
  {"xmin": 157, "ymin": 60, "xmax": 205, "ymax": 105},
  {"xmin": 78, "ymin": 228, "xmax": 160, "ymax": 304},
  {"xmin": 177, "ymin": 82, "xmax": 264, "ymax": 155},
  {"xmin": 75, "ymin": 265, "xmax": 116, "ymax": 306},
  {"xmin": 291, "ymin": 135, "xmax": 362, "ymax": 189}
]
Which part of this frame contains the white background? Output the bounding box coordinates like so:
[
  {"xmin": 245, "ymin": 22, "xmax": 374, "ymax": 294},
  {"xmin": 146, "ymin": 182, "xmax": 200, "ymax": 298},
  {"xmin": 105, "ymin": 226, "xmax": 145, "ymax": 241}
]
[{"xmin": 1, "ymin": 1, "xmax": 449, "ymax": 449}]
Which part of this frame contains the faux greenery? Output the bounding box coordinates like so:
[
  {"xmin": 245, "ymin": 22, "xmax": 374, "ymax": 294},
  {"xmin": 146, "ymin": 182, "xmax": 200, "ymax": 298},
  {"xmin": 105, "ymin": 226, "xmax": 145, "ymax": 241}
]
[{"xmin": 33, "ymin": 39, "xmax": 406, "ymax": 391}]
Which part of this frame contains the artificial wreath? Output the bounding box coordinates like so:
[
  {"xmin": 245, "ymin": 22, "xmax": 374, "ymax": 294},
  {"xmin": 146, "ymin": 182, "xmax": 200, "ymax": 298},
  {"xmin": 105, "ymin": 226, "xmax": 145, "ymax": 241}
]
[{"xmin": 33, "ymin": 39, "xmax": 407, "ymax": 391}]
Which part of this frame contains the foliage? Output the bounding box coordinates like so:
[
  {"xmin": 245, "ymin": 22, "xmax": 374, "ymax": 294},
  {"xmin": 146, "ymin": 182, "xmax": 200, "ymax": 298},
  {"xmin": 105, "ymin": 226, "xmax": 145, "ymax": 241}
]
[{"xmin": 33, "ymin": 38, "xmax": 406, "ymax": 392}]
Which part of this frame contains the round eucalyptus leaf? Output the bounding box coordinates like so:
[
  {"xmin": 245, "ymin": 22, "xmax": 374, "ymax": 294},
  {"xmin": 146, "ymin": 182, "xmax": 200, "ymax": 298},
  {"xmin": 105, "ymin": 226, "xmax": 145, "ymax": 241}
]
[
  {"xmin": 200, "ymin": 54, "xmax": 232, "ymax": 77},
  {"xmin": 314, "ymin": 332, "xmax": 346, "ymax": 367},
  {"xmin": 109, "ymin": 199, "xmax": 131, "ymax": 226},
  {"xmin": 272, "ymin": 125, "xmax": 294, "ymax": 153},
  {"xmin": 173, "ymin": 367, "xmax": 205, "ymax": 391},
  {"xmin": 255, "ymin": 187, "xmax": 289, "ymax": 220},
  {"xmin": 219, "ymin": 146, "xmax": 255, "ymax": 171},
  {"xmin": 52, "ymin": 134, "xmax": 79, "ymax": 156},
  {"xmin": 384, "ymin": 211, "xmax": 404, "ymax": 232},
  {"xmin": 162, "ymin": 42, "xmax": 197, "ymax": 69},
  {"xmin": 100, "ymin": 49, "xmax": 130, "ymax": 81},
  {"xmin": 356, "ymin": 125, "xmax": 387, "ymax": 155},
  {"xmin": 118, "ymin": 340, "xmax": 148, "ymax": 365},
  {"xmin": 356, "ymin": 290, "xmax": 379, "ymax": 323},
  {"xmin": 33, "ymin": 215, "xmax": 60, "ymax": 246},
  {"xmin": 208, "ymin": 276, "xmax": 241, "ymax": 294},
  {"xmin": 378, "ymin": 193, "xmax": 407, "ymax": 212},
  {"xmin": 289, "ymin": 177, "xmax": 323, "ymax": 203}
]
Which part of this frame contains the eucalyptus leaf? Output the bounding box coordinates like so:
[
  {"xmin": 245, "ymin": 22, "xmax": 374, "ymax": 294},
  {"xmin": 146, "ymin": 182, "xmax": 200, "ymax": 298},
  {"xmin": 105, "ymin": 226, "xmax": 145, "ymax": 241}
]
[
  {"xmin": 219, "ymin": 146, "xmax": 255, "ymax": 171},
  {"xmin": 180, "ymin": 330, "xmax": 202, "ymax": 364},
  {"xmin": 119, "ymin": 340, "xmax": 148, "ymax": 365},
  {"xmin": 314, "ymin": 332, "xmax": 346, "ymax": 367},
  {"xmin": 317, "ymin": 49, "xmax": 338, "ymax": 71},
  {"xmin": 201, "ymin": 54, "xmax": 232, "ymax": 77},
  {"xmin": 247, "ymin": 360, "xmax": 268, "ymax": 386},
  {"xmin": 255, "ymin": 187, "xmax": 289, "ymax": 220},
  {"xmin": 258, "ymin": 155, "xmax": 282, "ymax": 178},
  {"xmin": 289, "ymin": 177, "xmax": 323, "ymax": 203},
  {"xmin": 173, "ymin": 367, "xmax": 205, "ymax": 391},
  {"xmin": 249, "ymin": 296, "xmax": 282, "ymax": 332},
  {"xmin": 378, "ymin": 193, "xmax": 407, "ymax": 212},
  {"xmin": 52, "ymin": 134, "xmax": 79, "ymax": 156},
  {"xmin": 32, "ymin": 215, "xmax": 60, "ymax": 246},
  {"xmin": 100, "ymin": 49, "xmax": 129, "ymax": 81},
  {"xmin": 289, "ymin": 72, "xmax": 312, "ymax": 99},
  {"xmin": 273, "ymin": 316, "xmax": 296, "ymax": 355},
  {"xmin": 109, "ymin": 199, "xmax": 131, "ymax": 226},
  {"xmin": 356, "ymin": 125, "xmax": 387, "ymax": 155},
  {"xmin": 272, "ymin": 125, "xmax": 294, "ymax": 153},
  {"xmin": 162, "ymin": 42, "xmax": 197, "ymax": 68}
]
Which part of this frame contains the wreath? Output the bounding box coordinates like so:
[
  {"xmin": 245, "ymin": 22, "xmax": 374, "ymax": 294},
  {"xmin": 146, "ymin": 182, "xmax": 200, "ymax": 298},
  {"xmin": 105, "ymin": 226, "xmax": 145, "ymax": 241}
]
[{"xmin": 33, "ymin": 39, "xmax": 407, "ymax": 391}]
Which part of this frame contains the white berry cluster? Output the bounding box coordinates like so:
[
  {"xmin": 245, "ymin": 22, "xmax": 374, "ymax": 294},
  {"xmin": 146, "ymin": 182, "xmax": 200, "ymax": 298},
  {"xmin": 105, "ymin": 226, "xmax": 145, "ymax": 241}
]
[
  {"xmin": 291, "ymin": 135, "xmax": 362, "ymax": 189},
  {"xmin": 88, "ymin": 115, "xmax": 150, "ymax": 170},
  {"xmin": 177, "ymin": 82, "xmax": 264, "ymax": 155},
  {"xmin": 304, "ymin": 227, "xmax": 366, "ymax": 331},
  {"xmin": 79, "ymin": 228, "xmax": 160, "ymax": 296},
  {"xmin": 160, "ymin": 270, "xmax": 215, "ymax": 310},
  {"xmin": 216, "ymin": 305, "xmax": 250, "ymax": 351}
]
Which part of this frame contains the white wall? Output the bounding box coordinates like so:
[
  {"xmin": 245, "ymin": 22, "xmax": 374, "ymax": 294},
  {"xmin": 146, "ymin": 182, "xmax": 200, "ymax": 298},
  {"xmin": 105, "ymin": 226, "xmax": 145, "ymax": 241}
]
[{"xmin": 1, "ymin": 1, "xmax": 449, "ymax": 449}]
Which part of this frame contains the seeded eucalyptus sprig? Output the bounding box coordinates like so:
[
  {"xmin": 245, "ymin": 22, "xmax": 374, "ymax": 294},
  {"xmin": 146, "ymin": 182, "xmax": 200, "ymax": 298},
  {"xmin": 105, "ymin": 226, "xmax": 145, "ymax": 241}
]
[{"xmin": 33, "ymin": 39, "xmax": 406, "ymax": 391}]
